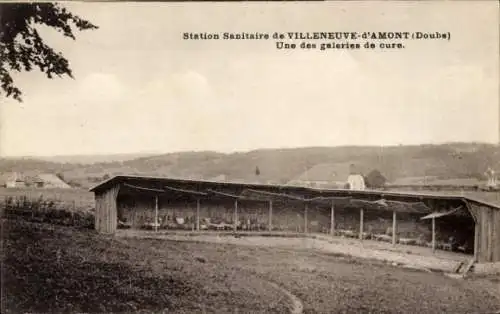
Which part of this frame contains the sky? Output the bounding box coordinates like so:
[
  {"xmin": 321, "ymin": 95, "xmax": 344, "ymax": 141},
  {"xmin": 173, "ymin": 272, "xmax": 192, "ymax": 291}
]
[{"xmin": 0, "ymin": 1, "xmax": 498, "ymax": 157}]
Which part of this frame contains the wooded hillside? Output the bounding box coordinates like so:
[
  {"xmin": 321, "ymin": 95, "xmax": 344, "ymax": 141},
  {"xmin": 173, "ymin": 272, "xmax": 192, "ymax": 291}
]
[{"xmin": 1, "ymin": 143, "xmax": 498, "ymax": 188}]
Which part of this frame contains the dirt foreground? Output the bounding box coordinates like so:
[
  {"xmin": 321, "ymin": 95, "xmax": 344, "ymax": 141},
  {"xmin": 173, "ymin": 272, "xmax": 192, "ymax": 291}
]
[
  {"xmin": 118, "ymin": 230, "xmax": 472, "ymax": 274},
  {"xmin": 4, "ymin": 219, "xmax": 500, "ymax": 314}
]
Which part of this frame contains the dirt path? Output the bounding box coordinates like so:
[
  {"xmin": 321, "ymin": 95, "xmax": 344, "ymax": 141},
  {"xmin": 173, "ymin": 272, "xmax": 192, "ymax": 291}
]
[
  {"xmin": 115, "ymin": 237, "xmax": 304, "ymax": 314},
  {"xmin": 264, "ymin": 281, "xmax": 303, "ymax": 314}
]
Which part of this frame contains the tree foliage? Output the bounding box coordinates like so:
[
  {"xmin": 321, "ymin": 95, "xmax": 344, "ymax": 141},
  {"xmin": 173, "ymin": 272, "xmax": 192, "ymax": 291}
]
[
  {"xmin": 0, "ymin": 3, "xmax": 98, "ymax": 102},
  {"xmin": 364, "ymin": 169, "xmax": 387, "ymax": 188}
]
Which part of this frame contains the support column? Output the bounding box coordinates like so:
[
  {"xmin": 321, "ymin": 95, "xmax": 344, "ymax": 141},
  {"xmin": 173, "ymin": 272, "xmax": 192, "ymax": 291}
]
[
  {"xmin": 234, "ymin": 199, "xmax": 238, "ymax": 232},
  {"xmin": 268, "ymin": 200, "xmax": 273, "ymax": 231},
  {"xmin": 359, "ymin": 208, "xmax": 364, "ymax": 240},
  {"xmin": 392, "ymin": 210, "xmax": 397, "ymax": 246},
  {"xmin": 330, "ymin": 202, "xmax": 335, "ymax": 236},
  {"xmin": 474, "ymin": 223, "xmax": 479, "ymax": 262},
  {"xmin": 432, "ymin": 217, "xmax": 436, "ymax": 253},
  {"xmin": 488, "ymin": 209, "xmax": 494, "ymax": 262},
  {"xmin": 304, "ymin": 203, "xmax": 308, "ymax": 233},
  {"xmin": 154, "ymin": 195, "xmax": 159, "ymax": 232},
  {"xmin": 196, "ymin": 198, "xmax": 200, "ymax": 231}
]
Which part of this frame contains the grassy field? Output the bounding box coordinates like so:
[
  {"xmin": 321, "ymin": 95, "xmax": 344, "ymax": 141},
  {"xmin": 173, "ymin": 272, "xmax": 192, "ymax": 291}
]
[
  {"xmin": 3, "ymin": 218, "xmax": 500, "ymax": 314},
  {"xmin": 0, "ymin": 188, "xmax": 95, "ymax": 212}
]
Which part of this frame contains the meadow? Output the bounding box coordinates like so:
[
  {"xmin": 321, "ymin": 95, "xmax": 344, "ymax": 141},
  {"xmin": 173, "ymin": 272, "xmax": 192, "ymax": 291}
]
[
  {"xmin": 0, "ymin": 188, "xmax": 95, "ymax": 229},
  {"xmin": 0, "ymin": 187, "xmax": 95, "ymax": 212},
  {"xmin": 3, "ymin": 219, "xmax": 500, "ymax": 313}
]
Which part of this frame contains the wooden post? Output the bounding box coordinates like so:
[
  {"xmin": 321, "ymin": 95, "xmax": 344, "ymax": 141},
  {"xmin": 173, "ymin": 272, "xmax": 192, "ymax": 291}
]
[
  {"xmin": 359, "ymin": 208, "xmax": 364, "ymax": 240},
  {"xmin": 268, "ymin": 200, "xmax": 273, "ymax": 231},
  {"xmin": 196, "ymin": 199, "xmax": 200, "ymax": 231},
  {"xmin": 432, "ymin": 217, "xmax": 436, "ymax": 253},
  {"xmin": 488, "ymin": 209, "xmax": 493, "ymax": 262},
  {"xmin": 304, "ymin": 203, "xmax": 308, "ymax": 233},
  {"xmin": 392, "ymin": 210, "xmax": 397, "ymax": 246},
  {"xmin": 330, "ymin": 202, "xmax": 335, "ymax": 236},
  {"xmin": 234, "ymin": 199, "xmax": 238, "ymax": 232},
  {"xmin": 154, "ymin": 195, "xmax": 158, "ymax": 232},
  {"xmin": 474, "ymin": 223, "xmax": 479, "ymax": 262}
]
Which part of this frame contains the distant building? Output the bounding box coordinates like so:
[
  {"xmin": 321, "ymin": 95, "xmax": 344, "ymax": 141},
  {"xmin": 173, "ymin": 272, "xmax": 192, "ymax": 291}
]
[
  {"xmin": 0, "ymin": 172, "xmax": 71, "ymax": 189},
  {"xmin": 287, "ymin": 163, "xmax": 350, "ymax": 188},
  {"xmin": 287, "ymin": 162, "xmax": 366, "ymax": 189},
  {"xmin": 33, "ymin": 174, "xmax": 71, "ymax": 189},
  {"xmin": 485, "ymin": 167, "xmax": 497, "ymax": 188},
  {"xmin": 32, "ymin": 176, "xmax": 45, "ymax": 188},
  {"xmin": 3, "ymin": 172, "xmax": 27, "ymax": 188},
  {"xmin": 210, "ymin": 174, "xmax": 227, "ymax": 182},
  {"xmin": 346, "ymin": 163, "xmax": 366, "ymax": 191},
  {"xmin": 347, "ymin": 174, "xmax": 366, "ymax": 191}
]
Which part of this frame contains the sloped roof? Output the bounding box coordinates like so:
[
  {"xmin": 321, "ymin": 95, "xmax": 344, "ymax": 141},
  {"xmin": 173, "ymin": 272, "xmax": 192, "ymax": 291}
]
[
  {"xmin": 210, "ymin": 174, "xmax": 227, "ymax": 182},
  {"xmin": 89, "ymin": 174, "xmax": 500, "ymax": 215},
  {"xmin": 0, "ymin": 173, "xmax": 11, "ymax": 185},
  {"xmin": 35, "ymin": 173, "xmax": 71, "ymax": 188},
  {"xmin": 0, "ymin": 172, "xmax": 71, "ymax": 187},
  {"xmin": 291, "ymin": 162, "xmax": 365, "ymax": 183},
  {"xmin": 0, "ymin": 172, "xmax": 27, "ymax": 184}
]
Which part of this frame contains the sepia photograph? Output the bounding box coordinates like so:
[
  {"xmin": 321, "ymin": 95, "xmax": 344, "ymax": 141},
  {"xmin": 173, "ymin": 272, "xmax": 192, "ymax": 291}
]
[{"xmin": 1, "ymin": 1, "xmax": 499, "ymax": 313}]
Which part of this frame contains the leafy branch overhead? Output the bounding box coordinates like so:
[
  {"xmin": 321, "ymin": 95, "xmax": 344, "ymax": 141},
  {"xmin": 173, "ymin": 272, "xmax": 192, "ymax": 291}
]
[{"xmin": 0, "ymin": 3, "xmax": 98, "ymax": 102}]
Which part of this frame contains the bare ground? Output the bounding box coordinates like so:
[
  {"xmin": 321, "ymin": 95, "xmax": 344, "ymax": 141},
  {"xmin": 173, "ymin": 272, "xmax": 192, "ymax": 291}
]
[
  {"xmin": 2, "ymin": 219, "xmax": 288, "ymax": 313},
  {"xmin": 117, "ymin": 230, "xmax": 471, "ymax": 273},
  {"xmin": 3, "ymin": 219, "xmax": 500, "ymax": 314}
]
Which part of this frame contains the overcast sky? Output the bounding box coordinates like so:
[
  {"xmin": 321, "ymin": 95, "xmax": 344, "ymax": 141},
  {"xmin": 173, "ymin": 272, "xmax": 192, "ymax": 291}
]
[{"xmin": 1, "ymin": 1, "xmax": 498, "ymax": 157}]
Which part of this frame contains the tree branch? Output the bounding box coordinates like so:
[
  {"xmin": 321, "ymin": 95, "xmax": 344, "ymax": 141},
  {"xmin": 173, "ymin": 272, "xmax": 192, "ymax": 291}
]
[{"xmin": 0, "ymin": 3, "xmax": 98, "ymax": 102}]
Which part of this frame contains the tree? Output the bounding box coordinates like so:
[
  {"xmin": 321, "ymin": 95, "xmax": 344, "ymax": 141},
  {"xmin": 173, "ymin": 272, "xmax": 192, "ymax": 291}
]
[
  {"xmin": 0, "ymin": 3, "xmax": 98, "ymax": 102},
  {"xmin": 365, "ymin": 169, "xmax": 387, "ymax": 189},
  {"xmin": 255, "ymin": 166, "xmax": 260, "ymax": 176}
]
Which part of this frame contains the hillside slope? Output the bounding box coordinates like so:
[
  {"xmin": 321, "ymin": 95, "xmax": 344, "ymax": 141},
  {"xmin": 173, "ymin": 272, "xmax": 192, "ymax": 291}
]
[{"xmin": 1, "ymin": 143, "xmax": 499, "ymax": 188}]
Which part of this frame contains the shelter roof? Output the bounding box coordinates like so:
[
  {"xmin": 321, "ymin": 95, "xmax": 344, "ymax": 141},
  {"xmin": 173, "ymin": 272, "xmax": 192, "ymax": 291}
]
[{"xmin": 89, "ymin": 175, "xmax": 500, "ymax": 212}]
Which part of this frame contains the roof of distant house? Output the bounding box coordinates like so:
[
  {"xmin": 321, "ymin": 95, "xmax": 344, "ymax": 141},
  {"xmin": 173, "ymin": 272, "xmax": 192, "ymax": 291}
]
[
  {"xmin": 290, "ymin": 162, "xmax": 366, "ymax": 183},
  {"xmin": 35, "ymin": 173, "xmax": 71, "ymax": 188}
]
